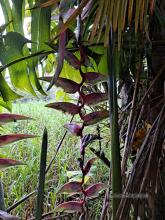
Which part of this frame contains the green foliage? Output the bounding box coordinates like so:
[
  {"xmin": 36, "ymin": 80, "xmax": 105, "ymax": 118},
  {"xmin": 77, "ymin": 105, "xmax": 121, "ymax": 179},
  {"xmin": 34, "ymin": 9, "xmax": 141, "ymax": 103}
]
[{"xmin": 0, "ymin": 0, "xmax": 164, "ymax": 219}]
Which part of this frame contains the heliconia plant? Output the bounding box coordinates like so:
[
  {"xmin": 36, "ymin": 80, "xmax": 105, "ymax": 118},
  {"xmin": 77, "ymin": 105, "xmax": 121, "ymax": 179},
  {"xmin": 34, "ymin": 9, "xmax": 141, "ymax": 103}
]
[{"xmin": 45, "ymin": 63, "xmax": 110, "ymax": 218}]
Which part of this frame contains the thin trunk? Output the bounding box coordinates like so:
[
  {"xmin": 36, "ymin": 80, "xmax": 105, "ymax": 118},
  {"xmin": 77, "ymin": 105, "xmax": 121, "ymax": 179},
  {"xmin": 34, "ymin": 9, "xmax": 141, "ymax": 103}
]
[
  {"xmin": 0, "ymin": 179, "xmax": 5, "ymax": 211},
  {"xmin": 108, "ymin": 30, "xmax": 122, "ymax": 219}
]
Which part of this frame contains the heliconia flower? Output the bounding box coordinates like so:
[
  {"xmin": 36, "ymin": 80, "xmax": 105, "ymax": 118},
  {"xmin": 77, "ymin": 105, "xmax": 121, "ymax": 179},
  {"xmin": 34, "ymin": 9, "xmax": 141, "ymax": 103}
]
[
  {"xmin": 45, "ymin": 102, "xmax": 80, "ymax": 115},
  {"xmin": 64, "ymin": 123, "xmax": 83, "ymax": 136},
  {"xmin": 57, "ymin": 181, "xmax": 82, "ymax": 194},
  {"xmin": 83, "ymin": 157, "xmax": 97, "ymax": 175},
  {"xmin": 84, "ymin": 183, "xmax": 109, "ymax": 198},
  {"xmin": 54, "ymin": 201, "xmax": 84, "ymax": 213}
]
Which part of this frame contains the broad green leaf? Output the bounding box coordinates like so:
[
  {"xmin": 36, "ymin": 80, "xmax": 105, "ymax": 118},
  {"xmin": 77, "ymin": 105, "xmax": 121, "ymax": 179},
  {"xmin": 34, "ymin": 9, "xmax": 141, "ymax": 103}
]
[
  {"xmin": 0, "ymin": 0, "xmax": 13, "ymax": 32},
  {"xmin": 67, "ymin": 170, "xmax": 95, "ymax": 184},
  {"xmin": 89, "ymin": 46, "xmax": 104, "ymax": 55},
  {"xmin": 60, "ymin": 61, "xmax": 82, "ymax": 84},
  {"xmin": 83, "ymin": 56, "xmax": 98, "ymax": 72},
  {"xmin": 11, "ymin": 0, "xmax": 24, "ymax": 34},
  {"xmin": 0, "ymin": 32, "xmax": 36, "ymax": 95},
  {"xmin": 0, "ymin": 73, "xmax": 22, "ymax": 102},
  {"xmin": 0, "ymin": 97, "xmax": 12, "ymax": 112},
  {"xmin": 0, "ymin": 21, "xmax": 12, "ymax": 34},
  {"xmin": 98, "ymin": 49, "xmax": 108, "ymax": 74},
  {"xmin": 27, "ymin": 0, "xmax": 48, "ymax": 95},
  {"xmin": 55, "ymin": 89, "xmax": 71, "ymax": 102},
  {"xmin": 67, "ymin": 170, "xmax": 82, "ymax": 178},
  {"xmin": 38, "ymin": 1, "xmax": 51, "ymax": 52}
]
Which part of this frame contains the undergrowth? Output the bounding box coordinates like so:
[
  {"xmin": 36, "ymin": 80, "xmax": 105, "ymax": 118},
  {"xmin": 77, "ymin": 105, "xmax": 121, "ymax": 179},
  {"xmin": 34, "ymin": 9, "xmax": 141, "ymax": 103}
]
[{"xmin": 0, "ymin": 100, "xmax": 109, "ymax": 219}]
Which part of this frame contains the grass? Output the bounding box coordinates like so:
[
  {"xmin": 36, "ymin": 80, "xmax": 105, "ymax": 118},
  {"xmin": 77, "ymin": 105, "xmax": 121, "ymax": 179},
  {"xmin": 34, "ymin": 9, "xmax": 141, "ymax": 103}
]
[{"xmin": 0, "ymin": 100, "xmax": 109, "ymax": 219}]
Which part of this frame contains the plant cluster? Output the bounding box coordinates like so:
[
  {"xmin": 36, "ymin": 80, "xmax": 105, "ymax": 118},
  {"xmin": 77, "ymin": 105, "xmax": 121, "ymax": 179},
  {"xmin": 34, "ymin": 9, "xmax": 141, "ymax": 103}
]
[{"xmin": 45, "ymin": 67, "xmax": 110, "ymax": 218}]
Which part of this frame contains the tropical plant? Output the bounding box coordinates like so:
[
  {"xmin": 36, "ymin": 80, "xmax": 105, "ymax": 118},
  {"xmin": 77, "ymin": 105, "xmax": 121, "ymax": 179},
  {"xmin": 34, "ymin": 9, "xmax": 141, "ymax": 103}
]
[
  {"xmin": 0, "ymin": 0, "xmax": 164, "ymax": 219},
  {"xmin": 0, "ymin": 113, "xmax": 35, "ymax": 219}
]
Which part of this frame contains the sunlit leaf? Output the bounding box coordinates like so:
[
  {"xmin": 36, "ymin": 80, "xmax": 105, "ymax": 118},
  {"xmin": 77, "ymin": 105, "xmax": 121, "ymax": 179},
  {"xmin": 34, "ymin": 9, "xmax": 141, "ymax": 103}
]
[
  {"xmin": 84, "ymin": 183, "xmax": 109, "ymax": 198},
  {"xmin": 0, "ymin": 97, "xmax": 12, "ymax": 112},
  {"xmin": 60, "ymin": 61, "xmax": 82, "ymax": 84},
  {"xmin": 58, "ymin": 181, "xmax": 82, "ymax": 194},
  {"xmin": 11, "ymin": 0, "xmax": 24, "ymax": 34},
  {"xmin": 0, "ymin": 134, "xmax": 36, "ymax": 147},
  {"xmin": 0, "ymin": 32, "xmax": 36, "ymax": 96},
  {"xmin": 98, "ymin": 50, "xmax": 108, "ymax": 74},
  {"xmin": 67, "ymin": 170, "xmax": 95, "ymax": 184},
  {"xmin": 82, "ymin": 110, "xmax": 109, "ymax": 126},
  {"xmin": 45, "ymin": 102, "xmax": 80, "ymax": 115},
  {"xmin": 89, "ymin": 46, "xmax": 104, "ymax": 55},
  {"xmin": 0, "ymin": 73, "xmax": 22, "ymax": 102}
]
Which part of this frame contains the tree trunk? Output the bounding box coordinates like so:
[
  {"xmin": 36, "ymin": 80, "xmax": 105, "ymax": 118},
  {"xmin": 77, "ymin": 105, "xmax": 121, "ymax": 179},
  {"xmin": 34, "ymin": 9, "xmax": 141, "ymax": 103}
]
[{"xmin": 149, "ymin": 10, "xmax": 165, "ymax": 219}]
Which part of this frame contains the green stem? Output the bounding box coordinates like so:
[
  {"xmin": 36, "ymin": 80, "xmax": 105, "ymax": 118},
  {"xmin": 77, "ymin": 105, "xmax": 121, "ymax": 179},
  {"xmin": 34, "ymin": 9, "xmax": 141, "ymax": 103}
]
[
  {"xmin": 108, "ymin": 30, "xmax": 122, "ymax": 219},
  {"xmin": 0, "ymin": 178, "xmax": 5, "ymax": 211},
  {"xmin": 35, "ymin": 128, "xmax": 48, "ymax": 220}
]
